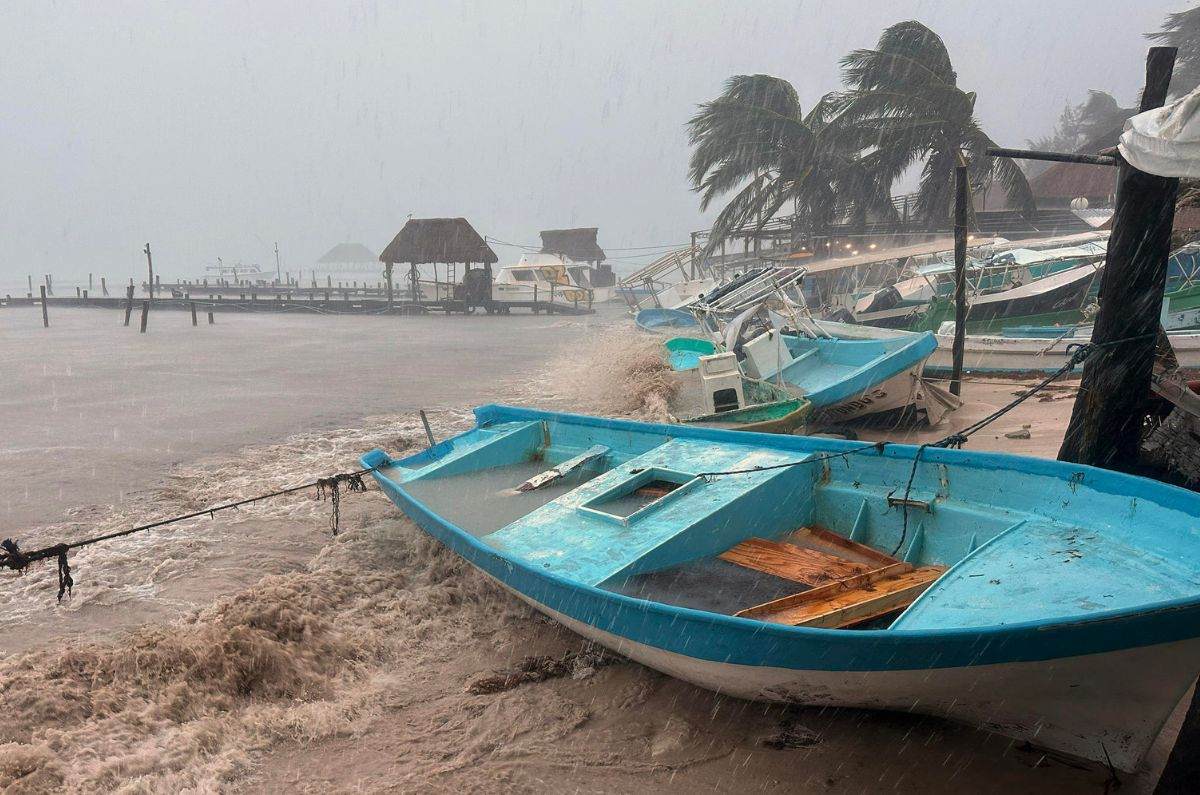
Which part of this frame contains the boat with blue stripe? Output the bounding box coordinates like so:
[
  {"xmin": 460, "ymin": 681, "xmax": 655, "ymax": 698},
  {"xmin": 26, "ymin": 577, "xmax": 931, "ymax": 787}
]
[{"xmin": 364, "ymin": 405, "xmax": 1200, "ymax": 771}]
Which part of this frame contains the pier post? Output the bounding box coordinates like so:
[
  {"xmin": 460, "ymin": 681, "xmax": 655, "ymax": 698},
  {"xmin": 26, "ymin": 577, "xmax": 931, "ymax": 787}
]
[
  {"xmin": 190, "ymin": 302, "xmax": 198, "ymax": 326},
  {"xmin": 101, "ymin": 277, "xmax": 108, "ymax": 296},
  {"xmin": 1058, "ymin": 47, "xmax": 1178, "ymax": 471},
  {"xmin": 27, "ymin": 275, "xmax": 32, "ymax": 296},
  {"xmin": 144, "ymin": 243, "xmax": 154, "ymax": 299},
  {"xmin": 40, "ymin": 286, "xmax": 48, "ymax": 327},
  {"xmin": 950, "ymin": 157, "xmax": 969, "ymax": 396},
  {"xmin": 124, "ymin": 285, "xmax": 134, "ymax": 326},
  {"xmin": 207, "ymin": 310, "xmax": 214, "ymax": 324},
  {"xmin": 139, "ymin": 300, "xmax": 149, "ymax": 333},
  {"xmin": 44, "ymin": 275, "xmax": 52, "ymax": 296}
]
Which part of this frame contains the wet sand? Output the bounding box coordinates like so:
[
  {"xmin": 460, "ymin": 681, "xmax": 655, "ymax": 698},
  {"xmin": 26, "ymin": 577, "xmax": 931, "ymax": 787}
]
[{"xmin": 0, "ymin": 306, "xmax": 1178, "ymax": 793}]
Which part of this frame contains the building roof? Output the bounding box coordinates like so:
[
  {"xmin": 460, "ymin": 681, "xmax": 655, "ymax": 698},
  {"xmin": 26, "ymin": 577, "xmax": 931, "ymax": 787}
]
[
  {"xmin": 803, "ymin": 237, "xmax": 1001, "ymax": 275},
  {"xmin": 317, "ymin": 243, "xmax": 378, "ymax": 264},
  {"xmin": 539, "ymin": 228, "xmax": 606, "ymax": 262},
  {"xmin": 379, "ymin": 218, "xmax": 498, "ymax": 265}
]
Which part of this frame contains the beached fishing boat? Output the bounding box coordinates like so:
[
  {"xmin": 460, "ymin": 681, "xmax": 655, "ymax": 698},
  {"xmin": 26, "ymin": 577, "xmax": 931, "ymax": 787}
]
[
  {"xmin": 855, "ymin": 259, "xmax": 1104, "ymax": 333},
  {"xmin": 662, "ymin": 338, "xmax": 811, "ymax": 433},
  {"xmin": 717, "ymin": 306, "xmax": 953, "ymax": 423},
  {"xmin": 634, "ymin": 307, "xmax": 699, "ymax": 333},
  {"xmin": 364, "ymin": 405, "xmax": 1200, "ymax": 771}
]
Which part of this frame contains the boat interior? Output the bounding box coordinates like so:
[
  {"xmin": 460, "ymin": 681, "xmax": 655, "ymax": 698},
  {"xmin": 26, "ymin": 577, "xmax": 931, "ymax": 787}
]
[{"xmin": 374, "ymin": 413, "xmax": 1200, "ymax": 633}]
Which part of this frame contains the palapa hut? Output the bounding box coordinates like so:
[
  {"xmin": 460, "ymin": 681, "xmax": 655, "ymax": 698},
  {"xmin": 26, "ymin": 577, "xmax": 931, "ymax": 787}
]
[
  {"xmin": 379, "ymin": 217, "xmax": 498, "ymax": 305},
  {"xmin": 315, "ymin": 243, "xmax": 379, "ymax": 271},
  {"xmin": 311, "ymin": 243, "xmax": 380, "ymax": 287},
  {"xmin": 539, "ymin": 227, "xmax": 614, "ymax": 287}
]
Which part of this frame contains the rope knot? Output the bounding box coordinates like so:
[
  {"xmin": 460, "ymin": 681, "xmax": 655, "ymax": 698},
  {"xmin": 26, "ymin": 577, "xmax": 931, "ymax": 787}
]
[
  {"xmin": 314, "ymin": 472, "xmax": 370, "ymax": 535},
  {"xmin": 934, "ymin": 433, "xmax": 968, "ymax": 449},
  {"xmin": 54, "ymin": 545, "xmax": 72, "ymax": 602},
  {"xmin": 1, "ymin": 538, "xmax": 28, "ymax": 572},
  {"xmin": 1064, "ymin": 342, "xmax": 1096, "ymax": 368}
]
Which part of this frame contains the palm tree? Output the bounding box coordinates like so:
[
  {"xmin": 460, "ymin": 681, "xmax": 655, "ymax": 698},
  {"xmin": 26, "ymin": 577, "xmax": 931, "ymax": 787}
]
[
  {"xmin": 832, "ymin": 21, "xmax": 1034, "ymax": 228},
  {"xmin": 687, "ymin": 75, "xmax": 893, "ymax": 255},
  {"xmin": 1149, "ymin": 6, "xmax": 1200, "ymax": 97}
]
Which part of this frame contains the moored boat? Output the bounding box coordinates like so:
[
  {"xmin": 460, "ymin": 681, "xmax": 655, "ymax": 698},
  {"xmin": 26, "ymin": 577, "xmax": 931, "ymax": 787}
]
[
  {"xmin": 634, "ymin": 307, "xmax": 700, "ymax": 332},
  {"xmin": 364, "ymin": 405, "xmax": 1200, "ymax": 771}
]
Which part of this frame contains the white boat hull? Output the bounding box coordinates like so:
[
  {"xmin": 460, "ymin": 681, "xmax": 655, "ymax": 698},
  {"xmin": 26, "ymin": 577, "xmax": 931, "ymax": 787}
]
[
  {"xmin": 927, "ymin": 332, "xmax": 1200, "ymax": 374},
  {"xmin": 508, "ymin": 584, "xmax": 1198, "ymax": 772},
  {"xmin": 812, "ymin": 367, "xmax": 959, "ymax": 424}
]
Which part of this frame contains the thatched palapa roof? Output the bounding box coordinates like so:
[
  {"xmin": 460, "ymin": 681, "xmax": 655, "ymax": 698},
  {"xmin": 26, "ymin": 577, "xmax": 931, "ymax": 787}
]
[
  {"xmin": 539, "ymin": 228, "xmax": 606, "ymax": 262},
  {"xmin": 379, "ymin": 218, "xmax": 498, "ymax": 265},
  {"xmin": 317, "ymin": 243, "xmax": 378, "ymax": 264}
]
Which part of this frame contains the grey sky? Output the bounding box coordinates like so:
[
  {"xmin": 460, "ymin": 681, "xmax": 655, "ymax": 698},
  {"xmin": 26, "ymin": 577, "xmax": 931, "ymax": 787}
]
[{"xmin": 1, "ymin": 0, "xmax": 1188, "ymax": 282}]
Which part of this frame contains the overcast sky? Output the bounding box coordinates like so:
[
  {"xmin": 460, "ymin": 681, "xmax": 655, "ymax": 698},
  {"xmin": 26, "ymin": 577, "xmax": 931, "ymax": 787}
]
[{"xmin": 1, "ymin": 0, "xmax": 1189, "ymax": 282}]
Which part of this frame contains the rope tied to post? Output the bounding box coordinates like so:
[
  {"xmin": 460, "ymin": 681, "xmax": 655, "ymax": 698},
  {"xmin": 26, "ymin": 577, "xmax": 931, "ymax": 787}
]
[{"xmin": 0, "ymin": 465, "xmax": 382, "ymax": 602}]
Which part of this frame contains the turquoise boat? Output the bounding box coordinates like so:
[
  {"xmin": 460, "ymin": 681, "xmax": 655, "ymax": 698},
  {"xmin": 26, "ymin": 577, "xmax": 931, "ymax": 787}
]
[
  {"xmin": 634, "ymin": 307, "xmax": 698, "ymax": 333},
  {"xmin": 365, "ymin": 406, "xmax": 1200, "ymax": 771},
  {"xmin": 729, "ymin": 320, "xmax": 940, "ymax": 421},
  {"xmin": 663, "ymin": 336, "xmax": 716, "ymax": 371}
]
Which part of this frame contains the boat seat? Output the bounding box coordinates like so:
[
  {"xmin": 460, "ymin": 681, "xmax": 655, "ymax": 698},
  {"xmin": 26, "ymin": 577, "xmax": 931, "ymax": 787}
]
[
  {"xmin": 736, "ymin": 566, "xmax": 945, "ymax": 628},
  {"xmin": 720, "ymin": 525, "xmax": 944, "ymax": 628},
  {"xmin": 719, "ymin": 538, "xmax": 875, "ymax": 586}
]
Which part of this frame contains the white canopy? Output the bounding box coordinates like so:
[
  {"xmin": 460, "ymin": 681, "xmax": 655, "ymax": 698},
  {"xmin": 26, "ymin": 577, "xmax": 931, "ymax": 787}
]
[{"xmin": 1119, "ymin": 86, "xmax": 1200, "ymax": 178}]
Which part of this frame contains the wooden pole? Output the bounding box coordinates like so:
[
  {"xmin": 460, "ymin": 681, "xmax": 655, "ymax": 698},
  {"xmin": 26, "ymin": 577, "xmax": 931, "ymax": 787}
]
[
  {"xmin": 190, "ymin": 301, "xmax": 198, "ymax": 326},
  {"xmin": 1058, "ymin": 47, "xmax": 1178, "ymax": 470},
  {"xmin": 39, "ymin": 285, "xmax": 48, "ymax": 328},
  {"xmin": 385, "ymin": 262, "xmax": 394, "ymax": 307},
  {"xmin": 144, "ymin": 243, "xmax": 154, "ymax": 299},
  {"xmin": 101, "ymin": 277, "xmax": 108, "ymax": 296},
  {"xmin": 207, "ymin": 310, "xmax": 215, "ymax": 324},
  {"xmin": 139, "ymin": 300, "xmax": 149, "ymax": 333},
  {"xmin": 27, "ymin": 275, "xmax": 32, "ymax": 296},
  {"xmin": 950, "ymin": 159, "xmax": 969, "ymax": 396},
  {"xmin": 124, "ymin": 285, "xmax": 134, "ymax": 326}
]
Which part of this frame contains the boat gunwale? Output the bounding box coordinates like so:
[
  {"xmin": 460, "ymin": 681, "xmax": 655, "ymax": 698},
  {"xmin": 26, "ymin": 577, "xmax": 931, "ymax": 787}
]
[{"xmin": 363, "ymin": 403, "xmax": 1200, "ymax": 671}]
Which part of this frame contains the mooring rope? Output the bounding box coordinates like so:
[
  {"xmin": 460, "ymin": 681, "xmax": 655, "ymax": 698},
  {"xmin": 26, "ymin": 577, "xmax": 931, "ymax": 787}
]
[{"xmin": 0, "ymin": 467, "xmax": 379, "ymax": 602}]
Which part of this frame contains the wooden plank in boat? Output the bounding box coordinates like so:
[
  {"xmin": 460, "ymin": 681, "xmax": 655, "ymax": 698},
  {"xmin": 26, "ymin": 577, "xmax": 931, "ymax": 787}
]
[
  {"xmin": 790, "ymin": 525, "xmax": 899, "ymax": 566},
  {"xmin": 746, "ymin": 566, "xmax": 946, "ymax": 628},
  {"xmin": 718, "ymin": 538, "xmax": 874, "ymax": 586},
  {"xmin": 735, "ymin": 562, "xmax": 914, "ymax": 619}
]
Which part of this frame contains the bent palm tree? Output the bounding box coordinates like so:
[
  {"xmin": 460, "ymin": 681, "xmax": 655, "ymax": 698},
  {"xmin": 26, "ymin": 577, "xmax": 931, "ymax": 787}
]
[
  {"xmin": 687, "ymin": 75, "xmax": 892, "ymax": 255},
  {"xmin": 833, "ymin": 21, "xmax": 1034, "ymax": 227}
]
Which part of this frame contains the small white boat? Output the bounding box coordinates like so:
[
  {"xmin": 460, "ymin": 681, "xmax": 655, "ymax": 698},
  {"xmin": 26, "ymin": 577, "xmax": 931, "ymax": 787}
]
[{"xmin": 492, "ymin": 253, "xmax": 595, "ymax": 308}]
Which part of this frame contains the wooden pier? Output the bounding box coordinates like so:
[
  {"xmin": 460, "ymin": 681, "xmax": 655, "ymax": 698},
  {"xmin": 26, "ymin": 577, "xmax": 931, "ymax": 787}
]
[{"xmin": 0, "ymin": 292, "xmax": 594, "ymax": 316}]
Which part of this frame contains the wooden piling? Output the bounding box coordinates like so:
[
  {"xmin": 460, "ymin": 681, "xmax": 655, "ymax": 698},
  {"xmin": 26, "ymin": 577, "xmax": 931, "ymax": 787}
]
[
  {"xmin": 1058, "ymin": 47, "xmax": 1178, "ymax": 471},
  {"xmin": 144, "ymin": 243, "xmax": 154, "ymax": 299},
  {"xmin": 139, "ymin": 300, "xmax": 149, "ymax": 333},
  {"xmin": 950, "ymin": 158, "xmax": 969, "ymax": 396},
  {"xmin": 190, "ymin": 302, "xmax": 198, "ymax": 326},
  {"xmin": 124, "ymin": 285, "xmax": 134, "ymax": 326},
  {"xmin": 40, "ymin": 286, "xmax": 48, "ymax": 327},
  {"xmin": 207, "ymin": 310, "xmax": 214, "ymax": 324},
  {"xmin": 101, "ymin": 277, "xmax": 108, "ymax": 296}
]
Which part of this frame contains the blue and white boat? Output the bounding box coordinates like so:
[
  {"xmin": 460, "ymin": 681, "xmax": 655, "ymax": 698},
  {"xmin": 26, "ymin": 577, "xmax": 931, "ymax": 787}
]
[
  {"xmin": 721, "ymin": 308, "xmax": 952, "ymax": 423},
  {"xmin": 365, "ymin": 405, "xmax": 1200, "ymax": 771}
]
